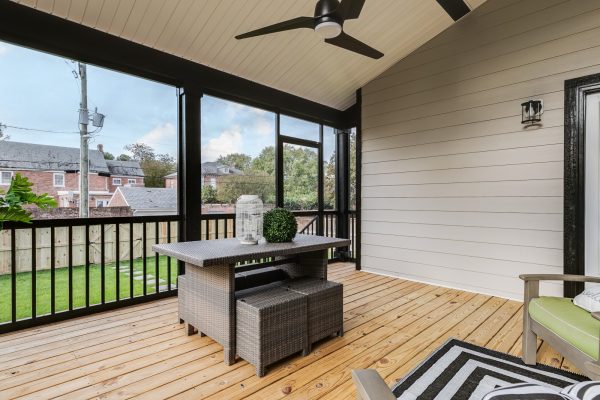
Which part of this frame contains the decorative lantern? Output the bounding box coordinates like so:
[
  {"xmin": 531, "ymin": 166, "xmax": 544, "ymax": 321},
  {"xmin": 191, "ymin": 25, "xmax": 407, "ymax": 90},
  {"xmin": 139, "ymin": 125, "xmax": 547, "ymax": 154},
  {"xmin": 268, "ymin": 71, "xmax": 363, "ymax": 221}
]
[
  {"xmin": 235, "ymin": 195, "xmax": 263, "ymax": 245},
  {"xmin": 521, "ymin": 100, "xmax": 543, "ymax": 126}
]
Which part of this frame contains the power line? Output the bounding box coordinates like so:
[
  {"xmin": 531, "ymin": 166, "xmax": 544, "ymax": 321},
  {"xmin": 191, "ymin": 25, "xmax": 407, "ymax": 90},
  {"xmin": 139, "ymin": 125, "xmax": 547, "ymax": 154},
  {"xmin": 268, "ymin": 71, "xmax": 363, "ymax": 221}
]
[{"xmin": 1, "ymin": 124, "xmax": 80, "ymax": 134}]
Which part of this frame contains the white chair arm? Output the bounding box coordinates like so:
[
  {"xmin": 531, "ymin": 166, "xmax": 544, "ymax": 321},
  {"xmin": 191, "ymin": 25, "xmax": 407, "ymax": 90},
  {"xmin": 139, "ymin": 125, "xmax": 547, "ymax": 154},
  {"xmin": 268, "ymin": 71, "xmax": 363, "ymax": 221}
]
[{"xmin": 351, "ymin": 369, "xmax": 396, "ymax": 400}]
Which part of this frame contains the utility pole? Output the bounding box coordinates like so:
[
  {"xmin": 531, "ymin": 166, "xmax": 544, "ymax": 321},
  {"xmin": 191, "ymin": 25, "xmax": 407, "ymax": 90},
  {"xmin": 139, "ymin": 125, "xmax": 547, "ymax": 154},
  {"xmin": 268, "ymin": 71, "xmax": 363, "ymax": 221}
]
[{"xmin": 78, "ymin": 62, "xmax": 89, "ymax": 218}]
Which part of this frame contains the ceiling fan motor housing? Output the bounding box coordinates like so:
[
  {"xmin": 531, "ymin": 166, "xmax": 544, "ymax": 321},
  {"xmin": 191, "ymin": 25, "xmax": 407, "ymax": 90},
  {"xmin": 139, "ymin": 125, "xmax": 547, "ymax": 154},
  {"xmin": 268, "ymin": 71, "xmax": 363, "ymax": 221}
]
[{"xmin": 314, "ymin": 0, "xmax": 343, "ymax": 38}]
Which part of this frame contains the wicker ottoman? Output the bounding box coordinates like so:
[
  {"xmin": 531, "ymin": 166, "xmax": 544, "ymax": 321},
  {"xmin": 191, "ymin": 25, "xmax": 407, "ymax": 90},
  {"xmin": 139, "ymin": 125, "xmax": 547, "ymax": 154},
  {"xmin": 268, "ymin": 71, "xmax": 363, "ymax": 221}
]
[
  {"xmin": 236, "ymin": 285, "xmax": 308, "ymax": 377},
  {"xmin": 178, "ymin": 275, "xmax": 188, "ymax": 324},
  {"xmin": 285, "ymin": 278, "xmax": 343, "ymax": 353}
]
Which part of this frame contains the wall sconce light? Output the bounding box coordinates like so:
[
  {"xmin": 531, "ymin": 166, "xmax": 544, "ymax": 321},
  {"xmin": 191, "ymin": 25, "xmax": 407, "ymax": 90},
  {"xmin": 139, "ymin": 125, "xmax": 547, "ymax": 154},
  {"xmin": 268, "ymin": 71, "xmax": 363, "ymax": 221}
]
[{"xmin": 521, "ymin": 99, "xmax": 543, "ymax": 126}]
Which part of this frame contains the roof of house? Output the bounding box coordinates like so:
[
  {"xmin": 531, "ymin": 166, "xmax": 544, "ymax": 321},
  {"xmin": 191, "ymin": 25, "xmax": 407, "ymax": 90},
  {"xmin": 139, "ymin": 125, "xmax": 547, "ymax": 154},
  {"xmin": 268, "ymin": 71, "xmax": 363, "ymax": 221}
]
[
  {"xmin": 0, "ymin": 141, "xmax": 142, "ymax": 176},
  {"xmin": 164, "ymin": 162, "xmax": 242, "ymax": 178},
  {"xmin": 115, "ymin": 187, "xmax": 176, "ymax": 210},
  {"xmin": 202, "ymin": 162, "xmax": 242, "ymax": 176},
  {"xmin": 106, "ymin": 160, "xmax": 144, "ymax": 177},
  {"xmin": 0, "ymin": 140, "xmax": 110, "ymax": 174}
]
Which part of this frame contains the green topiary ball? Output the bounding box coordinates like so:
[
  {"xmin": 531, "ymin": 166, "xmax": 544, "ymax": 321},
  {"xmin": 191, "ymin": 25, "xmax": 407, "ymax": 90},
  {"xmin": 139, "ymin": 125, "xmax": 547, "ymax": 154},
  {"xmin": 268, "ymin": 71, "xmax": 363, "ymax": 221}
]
[{"xmin": 263, "ymin": 208, "xmax": 297, "ymax": 243}]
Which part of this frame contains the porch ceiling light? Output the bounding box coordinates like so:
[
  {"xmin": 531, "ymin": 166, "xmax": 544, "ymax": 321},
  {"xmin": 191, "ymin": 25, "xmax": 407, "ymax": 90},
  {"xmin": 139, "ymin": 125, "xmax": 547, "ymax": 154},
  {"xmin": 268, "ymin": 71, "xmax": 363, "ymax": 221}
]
[
  {"xmin": 521, "ymin": 99, "xmax": 543, "ymax": 126},
  {"xmin": 314, "ymin": 20, "xmax": 342, "ymax": 39}
]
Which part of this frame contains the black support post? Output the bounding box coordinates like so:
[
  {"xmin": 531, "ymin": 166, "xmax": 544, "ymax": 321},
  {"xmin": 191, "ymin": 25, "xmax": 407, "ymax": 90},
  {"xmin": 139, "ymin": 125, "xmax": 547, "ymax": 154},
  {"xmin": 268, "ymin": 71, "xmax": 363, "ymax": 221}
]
[
  {"xmin": 178, "ymin": 89, "xmax": 203, "ymax": 274},
  {"xmin": 275, "ymin": 113, "xmax": 284, "ymax": 209},
  {"xmin": 335, "ymin": 128, "xmax": 350, "ymax": 259}
]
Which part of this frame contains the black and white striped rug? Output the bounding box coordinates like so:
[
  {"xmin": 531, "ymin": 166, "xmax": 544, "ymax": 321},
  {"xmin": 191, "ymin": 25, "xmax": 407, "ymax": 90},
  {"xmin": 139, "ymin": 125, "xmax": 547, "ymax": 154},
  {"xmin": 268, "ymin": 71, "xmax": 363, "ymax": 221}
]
[{"xmin": 391, "ymin": 339, "xmax": 587, "ymax": 399}]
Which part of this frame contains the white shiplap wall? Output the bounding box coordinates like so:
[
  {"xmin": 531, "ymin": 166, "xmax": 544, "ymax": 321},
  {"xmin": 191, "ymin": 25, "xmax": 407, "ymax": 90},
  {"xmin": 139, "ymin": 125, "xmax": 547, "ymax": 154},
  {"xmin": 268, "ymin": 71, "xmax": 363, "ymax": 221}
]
[{"xmin": 361, "ymin": 0, "xmax": 600, "ymax": 299}]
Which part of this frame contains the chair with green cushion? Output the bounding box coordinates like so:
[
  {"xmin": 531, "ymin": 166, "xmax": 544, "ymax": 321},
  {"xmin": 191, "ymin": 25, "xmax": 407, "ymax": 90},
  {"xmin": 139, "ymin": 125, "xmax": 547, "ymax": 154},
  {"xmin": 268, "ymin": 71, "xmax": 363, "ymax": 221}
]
[{"xmin": 521, "ymin": 274, "xmax": 600, "ymax": 379}]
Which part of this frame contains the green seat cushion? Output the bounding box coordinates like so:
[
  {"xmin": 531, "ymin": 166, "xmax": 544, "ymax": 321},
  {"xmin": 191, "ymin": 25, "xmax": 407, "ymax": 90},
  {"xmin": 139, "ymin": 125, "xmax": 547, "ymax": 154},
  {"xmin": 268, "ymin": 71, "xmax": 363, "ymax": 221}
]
[{"xmin": 529, "ymin": 296, "xmax": 600, "ymax": 360}]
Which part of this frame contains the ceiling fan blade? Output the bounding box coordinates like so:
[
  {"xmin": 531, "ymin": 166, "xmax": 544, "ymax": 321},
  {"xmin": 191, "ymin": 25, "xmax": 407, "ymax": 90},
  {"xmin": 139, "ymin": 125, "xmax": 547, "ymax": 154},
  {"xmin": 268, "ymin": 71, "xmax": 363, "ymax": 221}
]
[
  {"xmin": 236, "ymin": 16, "xmax": 315, "ymax": 39},
  {"xmin": 337, "ymin": 0, "xmax": 365, "ymax": 20},
  {"xmin": 325, "ymin": 32, "xmax": 383, "ymax": 59}
]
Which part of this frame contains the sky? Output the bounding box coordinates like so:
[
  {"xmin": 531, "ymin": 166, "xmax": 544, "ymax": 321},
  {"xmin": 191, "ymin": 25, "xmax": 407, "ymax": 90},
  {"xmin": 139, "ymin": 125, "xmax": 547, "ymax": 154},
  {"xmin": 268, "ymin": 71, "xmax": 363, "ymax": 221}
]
[{"xmin": 0, "ymin": 40, "xmax": 336, "ymax": 163}]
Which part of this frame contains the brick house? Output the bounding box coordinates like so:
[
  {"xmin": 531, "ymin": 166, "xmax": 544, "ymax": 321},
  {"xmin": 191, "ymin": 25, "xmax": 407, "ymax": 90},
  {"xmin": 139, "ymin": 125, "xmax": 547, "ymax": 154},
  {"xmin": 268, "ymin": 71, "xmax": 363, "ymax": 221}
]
[
  {"xmin": 0, "ymin": 141, "xmax": 144, "ymax": 208},
  {"xmin": 163, "ymin": 162, "xmax": 241, "ymax": 190},
  {"xmin": 106, "ymin": 160, "xmax": 145, "ymax": 193}
]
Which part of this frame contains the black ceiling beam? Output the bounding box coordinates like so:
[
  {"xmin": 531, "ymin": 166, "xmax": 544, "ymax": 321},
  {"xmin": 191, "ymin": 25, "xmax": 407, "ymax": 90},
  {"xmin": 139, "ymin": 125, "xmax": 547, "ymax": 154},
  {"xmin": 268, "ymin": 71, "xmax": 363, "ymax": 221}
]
[
  {"xmin": 0, "ymin": 1, "xmax": 352, "ymax": 128},
  {"xmin": 436, "ymin": 0, "xmax": 471, "ymax": 21}
]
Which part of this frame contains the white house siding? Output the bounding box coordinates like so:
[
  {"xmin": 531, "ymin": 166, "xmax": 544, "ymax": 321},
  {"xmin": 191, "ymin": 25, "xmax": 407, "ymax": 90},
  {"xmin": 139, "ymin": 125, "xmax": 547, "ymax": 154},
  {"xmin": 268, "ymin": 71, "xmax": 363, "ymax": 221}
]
[{"xmin": 360, "ymin": 0, "xmax": 600, "ymax": 299}]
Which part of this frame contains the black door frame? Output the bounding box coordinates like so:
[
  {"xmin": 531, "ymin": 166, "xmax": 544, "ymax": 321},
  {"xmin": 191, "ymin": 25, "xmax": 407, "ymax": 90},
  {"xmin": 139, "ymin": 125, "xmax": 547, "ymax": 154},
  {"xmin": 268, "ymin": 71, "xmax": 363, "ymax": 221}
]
[
  {"xmin": 276, "ymin": 132, "xmax": 324, "ymax": 235},
  {"xmin": 564, "ymin": 73, "xmax": 600, "ymax": 297}
]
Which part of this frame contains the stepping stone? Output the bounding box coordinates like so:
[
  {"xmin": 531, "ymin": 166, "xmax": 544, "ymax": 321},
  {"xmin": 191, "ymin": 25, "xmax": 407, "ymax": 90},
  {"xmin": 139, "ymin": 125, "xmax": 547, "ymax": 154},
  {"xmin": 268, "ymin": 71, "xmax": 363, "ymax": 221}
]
[{"xmin": 133, "ymin": 275, "xmax": 153, "ymax": 281}]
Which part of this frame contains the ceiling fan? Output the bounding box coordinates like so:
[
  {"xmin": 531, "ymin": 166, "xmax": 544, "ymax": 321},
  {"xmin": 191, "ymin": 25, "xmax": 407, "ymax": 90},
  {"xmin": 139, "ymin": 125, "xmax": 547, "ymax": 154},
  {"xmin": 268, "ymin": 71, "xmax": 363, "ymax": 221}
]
[{"xmin": 235, "ymin": 0, "xmax": 383, "ymax": 59}]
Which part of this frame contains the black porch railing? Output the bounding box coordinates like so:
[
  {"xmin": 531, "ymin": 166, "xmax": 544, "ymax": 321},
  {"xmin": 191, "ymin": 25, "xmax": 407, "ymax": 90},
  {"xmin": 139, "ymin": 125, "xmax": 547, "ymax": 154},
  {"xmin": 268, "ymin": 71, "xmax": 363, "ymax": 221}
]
[
  {"xmin": 0, "ymin": 210, "xmax": 356, "ymax": 333},
  {"xmin": 0, "ymin": 215, "xmax": 180, "ymax": 333}
]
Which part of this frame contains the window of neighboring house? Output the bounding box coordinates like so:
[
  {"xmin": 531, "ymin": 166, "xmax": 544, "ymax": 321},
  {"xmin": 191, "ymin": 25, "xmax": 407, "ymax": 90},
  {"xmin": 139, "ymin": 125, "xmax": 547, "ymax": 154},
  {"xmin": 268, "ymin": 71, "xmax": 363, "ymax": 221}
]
[
  {"xmin": 128, "ymin": 178, "xmax": 136, "ymax": 184},
  {"xmin": 96, "ymin": 200, "xmax": 108, "ymax": 207},
  {"xmin": 53, "ymin": 172, "xmax": 65, "ymax": 187},
  {"xmin": 0, "ymin": 171, "xmax": 13, "ymax": 185},
  {"xmin": 113, "ymin": 178, "xmax": 121, "ymax": 185}
]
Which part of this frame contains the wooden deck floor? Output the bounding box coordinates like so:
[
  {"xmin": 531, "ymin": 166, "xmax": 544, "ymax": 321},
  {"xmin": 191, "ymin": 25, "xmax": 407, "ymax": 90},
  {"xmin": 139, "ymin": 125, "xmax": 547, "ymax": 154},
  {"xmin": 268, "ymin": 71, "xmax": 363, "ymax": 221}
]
[{"xmin": 0, "ymin": 262, "xmax": 576, "ymax": 399}]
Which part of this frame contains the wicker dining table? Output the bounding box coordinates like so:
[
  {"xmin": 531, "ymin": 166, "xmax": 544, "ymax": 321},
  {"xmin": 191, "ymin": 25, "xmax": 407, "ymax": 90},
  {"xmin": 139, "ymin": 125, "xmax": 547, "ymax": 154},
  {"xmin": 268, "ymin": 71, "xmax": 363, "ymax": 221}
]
[{"xmin": 153, "ymin": 234, "xmax": 350, "ymax": 365}]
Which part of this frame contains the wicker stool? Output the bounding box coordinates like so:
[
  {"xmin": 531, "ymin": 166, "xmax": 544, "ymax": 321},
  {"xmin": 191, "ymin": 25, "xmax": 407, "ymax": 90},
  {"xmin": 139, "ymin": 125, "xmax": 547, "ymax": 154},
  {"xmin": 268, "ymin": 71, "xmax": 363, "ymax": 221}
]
[
  {"xmin": 178, "ymin": 275, "xmax": 186, "ymax": 324},
  {"xmin": 236, "ymin": 285, "xmax": 308, "ymax": 377},
  {"xmin": 177, "ymin": 276, "xmax": 198, "ymax": 335},
  {"xmin": 285, "ymin": 278, "xmax": 343, "ymax": 353}
]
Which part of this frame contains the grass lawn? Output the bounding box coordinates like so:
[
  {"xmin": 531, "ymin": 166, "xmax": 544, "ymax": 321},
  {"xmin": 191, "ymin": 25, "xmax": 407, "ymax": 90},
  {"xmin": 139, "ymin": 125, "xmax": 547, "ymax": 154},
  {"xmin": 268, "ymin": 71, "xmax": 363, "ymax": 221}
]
[{"xmin": 0, "ymin": 255, "xmax": 179, "ymax": 323}]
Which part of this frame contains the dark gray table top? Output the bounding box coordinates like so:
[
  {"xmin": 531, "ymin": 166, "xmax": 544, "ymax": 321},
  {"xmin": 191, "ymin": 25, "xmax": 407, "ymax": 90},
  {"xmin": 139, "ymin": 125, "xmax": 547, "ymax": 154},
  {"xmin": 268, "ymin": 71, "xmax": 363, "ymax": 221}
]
[{"xmin": 152, "ymin": 234, "xmax": 351, "ymax": 267}]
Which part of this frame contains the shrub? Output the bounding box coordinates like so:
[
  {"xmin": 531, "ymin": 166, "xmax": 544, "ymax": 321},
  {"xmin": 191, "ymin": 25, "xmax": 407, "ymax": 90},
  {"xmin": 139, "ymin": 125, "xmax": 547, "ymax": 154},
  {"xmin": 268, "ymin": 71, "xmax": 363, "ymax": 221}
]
[{"xmin": 263, "ymin": 208, "xmax": 297, "ymax": 243}]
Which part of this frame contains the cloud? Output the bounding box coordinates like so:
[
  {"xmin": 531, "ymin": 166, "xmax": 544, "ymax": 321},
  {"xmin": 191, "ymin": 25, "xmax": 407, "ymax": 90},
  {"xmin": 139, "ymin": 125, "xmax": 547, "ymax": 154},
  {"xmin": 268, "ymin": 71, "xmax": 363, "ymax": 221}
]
[
  {"xmin": 138, "ymin": 122, "xmax": 176, "ymax": 148},
  {"xmin": 255, "ymin": 118, "xmax": 274, "ymax": 137},
  {"xmin": 201, "ymin": 128, "xmax": 243, "ymax": 161},
  {"xmin": 227, "ymin": 102, "xmax": 267, "ymax": 116}
]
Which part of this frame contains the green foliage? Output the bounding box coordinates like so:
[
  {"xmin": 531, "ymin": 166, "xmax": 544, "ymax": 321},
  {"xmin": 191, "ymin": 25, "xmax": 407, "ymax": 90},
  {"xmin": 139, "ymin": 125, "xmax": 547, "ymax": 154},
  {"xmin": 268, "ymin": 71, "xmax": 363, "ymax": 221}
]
[
  {"xmin": 0, "ymin": 173, "xmax": 57, "ymax": 228},
  {"xmin": 116, "ymin": 154, "xmax": 132, "ymax": 161},
  {"xmin": 263, "ymin": 208, "xmax": 297, "ymax": 243},
  {"xmin": 103, "ymin": 151, "xmax": 115, "ymax": 160},
  {"xmin": 201, "ymin": 185, "xmax": 218, "ymax": 204},
  {"xmin": 125, "ymin": 143, "xmax": 155, "ymax": 161},
  {"xmin": 217, "ymin": 173, "xmax": 275, "ymax": 205},
  {"xmin": 216, "ymin": 153, "xmax": 252, "ymax": 171},
  {"xmin": 250, "ymin": 146, "xmax": 275, "ymax": 176},
  {"xmin": 123, "ymin": 143, "xmax": 176, "ymax": 188},
  {"xmin": 283, "ymin": 144, "xmax": 318, "ymax": 210}
]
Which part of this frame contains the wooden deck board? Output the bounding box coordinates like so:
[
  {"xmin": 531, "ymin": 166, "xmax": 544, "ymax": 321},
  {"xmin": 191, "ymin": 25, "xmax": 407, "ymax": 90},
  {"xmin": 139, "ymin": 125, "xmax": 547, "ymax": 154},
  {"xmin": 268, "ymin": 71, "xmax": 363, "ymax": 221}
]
[{"xmin": 0, "ymin": 262, "xmax": 577, "ymax": 399}]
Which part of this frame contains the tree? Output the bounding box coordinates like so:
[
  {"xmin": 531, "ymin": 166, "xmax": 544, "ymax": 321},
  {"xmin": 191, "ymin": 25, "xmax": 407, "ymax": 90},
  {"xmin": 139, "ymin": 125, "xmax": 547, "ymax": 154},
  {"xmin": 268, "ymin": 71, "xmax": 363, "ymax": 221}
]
[
  {"xmin": 201, "ymin": 185, "xmax": 218, "ymax": 204},
  {"xmin": 116, "ymin": 154, "xmax": 132, "ymax": 161},
  {"xmin": 282, "ymin": 144, "xmax": 318, "ymax": 210},
  {"xmin": 250, "ymin": 146, "xmax": 275, "ymax": 176},
  {"xmin": 123, "ymin": 143, "xmax": 176, "ymax": 188},
  {"xmin": 217, "ymin": 173, "xmax": 275, "ymax": 205},
  {"xmin": 0, "ymin": 123, "xmax": 8, "ymax": 141},
  {"xmin": 349, "ymin": 130, "xmax": 357, "ymax": 210},
  {"xmin": 324, "ymin": 154, "xmax": 335, "ymax": 210},
  {"xmin": 216, "ymin": 153, "xmax": 251, "ymax": 171},
  {"xmin": 103, "ymin": 151, "xmax": 115, "ymax": 160},
  {"xmin": 124, "ymin": 143, "xmax": 155, "ymax": 161},
  {"xmin": 0, "ymin": 173, "xmax": 56, "ymax": 228}
]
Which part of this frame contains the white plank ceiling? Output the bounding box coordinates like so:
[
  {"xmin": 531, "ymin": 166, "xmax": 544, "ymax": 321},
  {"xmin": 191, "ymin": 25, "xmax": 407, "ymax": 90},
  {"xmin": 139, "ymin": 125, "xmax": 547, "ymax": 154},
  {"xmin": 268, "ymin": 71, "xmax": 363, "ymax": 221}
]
[{"xmin": 12, "ymin": 0, "xmax": 486, "ymax": 110}]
